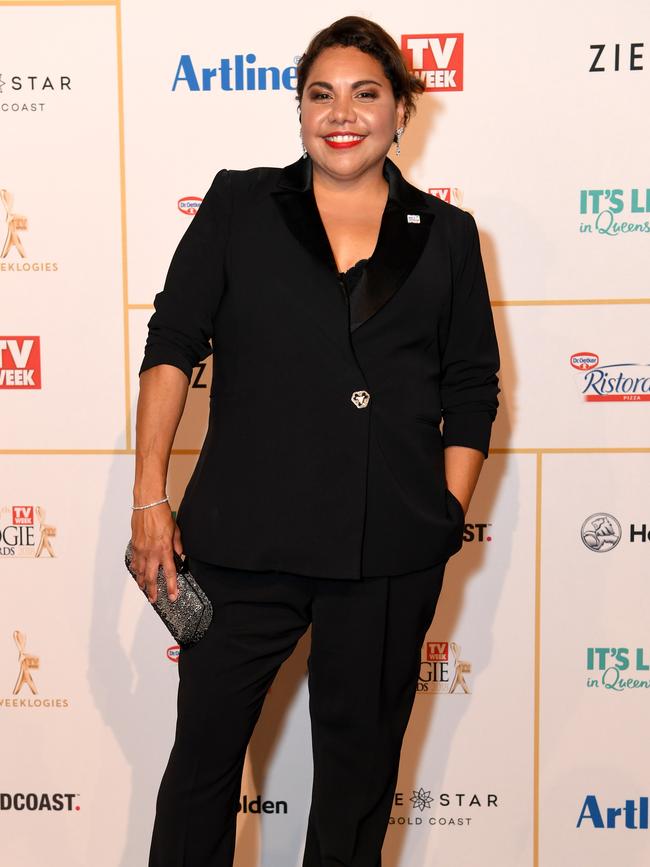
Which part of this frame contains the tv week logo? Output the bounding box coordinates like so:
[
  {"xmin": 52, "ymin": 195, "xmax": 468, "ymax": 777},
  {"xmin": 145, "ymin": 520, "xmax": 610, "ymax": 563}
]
[
  {"xmin": 401, "ymin": 34, "xmax": 464, "ymax": 91},
  {"xmin": 0, "ymin": 337, "xmax": 41, "ymax": 388}
]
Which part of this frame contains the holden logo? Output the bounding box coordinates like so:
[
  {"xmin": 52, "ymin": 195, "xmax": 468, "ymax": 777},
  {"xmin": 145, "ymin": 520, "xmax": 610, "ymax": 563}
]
[
  {"xmin": 177, "ymin": 196, "xmax": 202, "ymax": 216},
  {"xmin": 581, "ymin": 513, "xmax": 622, "ymax": 553},
  {"xmin": 571, "ymin": 351, "xmax": 599, "ymax": 370}
]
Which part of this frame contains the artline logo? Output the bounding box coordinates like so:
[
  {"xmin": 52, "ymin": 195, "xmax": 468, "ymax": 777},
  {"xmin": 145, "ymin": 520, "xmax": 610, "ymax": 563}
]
[
  {"xmin": 178, "ymin": 196, "xmax": 202, "ymax": 216},
  {"xmin": 418, "ymin": 641, "xmax": 471, "ymax": 695},
  {"xmin": 577, "ymin": 794, "xmax": 649, "ymax": 829},
  {"xmin": 389, "ymin": 789, "xmax": 497, "ymax": 827},
  {"xmin": 0, "ymin": 336, "xmax": 41, "ymax": 389},
  {"xmin": 401, "ymin": 34, "xmax": 464, "ymax": 91},
  {"xmin": 571, "ymin": 352, "xmax": 650, "ymax": 401},
  {"xmin": 0, "ymin": 631, "xmax": 70, "ymax": 709},
  {"xmin": 586, "ymin": 646, "xmax": 650, "ymax": 692},
  {"xmin": 0, "ymin": 189, "xmax": 59, "ymax": 272},
  {"xmin": 172, "ymin": 54, "xmax": 297, "ymax": 92},
  {"xmin": 579, "ymin": 188, "xmax": 650, "ymax": 236},
  {"xmin": 166, "ymin": 645, "xmax": 180, "ymax": 662},
  {"xmin": 0, "ymin": 72, "xmax": 71, "ymax": 113},
  {"xmin": 237, "ymin": 795, "xmax": 288, "ymax": 814},
  {"xmin": 0, "ymin": 792, "xmax": 80, "ymax": 812},
  {"xmin": 0, "ymin": 505, "xmax": 56, "ymax": 557}
]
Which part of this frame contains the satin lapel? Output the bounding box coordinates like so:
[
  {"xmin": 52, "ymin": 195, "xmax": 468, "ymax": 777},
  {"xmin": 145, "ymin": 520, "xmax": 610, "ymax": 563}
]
[
  {"xmin": 271, "ymin": 156, "xmax": 437, "ymax": 334},
  {"xmin": 349, "ymin": 200, "xmax": 434, "ymax": 332},
  {"xmin": 272, "ymin": 187, "xmax": 339, "ymax": 276}
]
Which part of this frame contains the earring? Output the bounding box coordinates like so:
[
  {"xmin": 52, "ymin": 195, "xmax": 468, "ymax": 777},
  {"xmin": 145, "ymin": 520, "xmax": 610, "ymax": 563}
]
[
  {"xmin": 299, "ymin": 129, "xmax": 307, "ymax": 159},
  {"xmin": 395, "ymin": 126, "xmax": 405, "ymax": 157}
]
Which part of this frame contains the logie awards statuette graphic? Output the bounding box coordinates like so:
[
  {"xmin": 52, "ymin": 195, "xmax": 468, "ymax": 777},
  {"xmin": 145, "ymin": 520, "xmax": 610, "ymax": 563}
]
[
  {"xmin": 449, "ymin": 641, "xmax": 471, "ymax": 694},
  {"xmin": 0, "ymin": 189, "xmax": 28, "ymax": 259},
  {"xmin": 13, "ymin": 630, "xmax": 39, "ymax": 695}
]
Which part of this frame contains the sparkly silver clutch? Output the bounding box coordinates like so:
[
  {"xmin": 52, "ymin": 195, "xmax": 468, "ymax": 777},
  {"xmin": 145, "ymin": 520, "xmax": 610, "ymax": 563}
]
[{"xmin": 124, "ymin": 542, "xmax": 213, "ymax": 646}]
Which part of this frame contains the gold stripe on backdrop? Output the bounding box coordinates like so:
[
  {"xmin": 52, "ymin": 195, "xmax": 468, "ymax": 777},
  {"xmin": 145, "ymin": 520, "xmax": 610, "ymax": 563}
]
[
  {"xmin": 533, "ymin": 452, "xmax": 543, "ymax": 867},
  {"xmin": 115, "ymin": 0, "xmax": 131, "ymax": 449}
]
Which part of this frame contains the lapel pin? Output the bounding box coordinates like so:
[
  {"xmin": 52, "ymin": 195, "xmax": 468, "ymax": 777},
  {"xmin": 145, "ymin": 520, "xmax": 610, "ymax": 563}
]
[{"xmin": 407, "ymin": 214, "xmax": 421, "ymax": 224}]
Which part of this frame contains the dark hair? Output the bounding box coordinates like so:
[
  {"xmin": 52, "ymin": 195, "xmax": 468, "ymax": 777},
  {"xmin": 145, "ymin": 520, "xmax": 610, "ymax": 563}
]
[{"xmin": 296, "ymin": 16, "xmax": 424, "ymax": 129}]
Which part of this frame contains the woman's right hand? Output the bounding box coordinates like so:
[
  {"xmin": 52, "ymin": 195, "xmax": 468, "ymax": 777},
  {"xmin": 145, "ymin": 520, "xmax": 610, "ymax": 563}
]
[{"xmin": 130, "ymin": 503, "xmax": 183, "ymax": 604}]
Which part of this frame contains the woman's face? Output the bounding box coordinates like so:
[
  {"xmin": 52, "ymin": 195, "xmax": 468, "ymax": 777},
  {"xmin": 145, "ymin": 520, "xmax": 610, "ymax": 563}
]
[{"xmin": 300, "ymin": 45, "xmax": 405, "ymax": 182}]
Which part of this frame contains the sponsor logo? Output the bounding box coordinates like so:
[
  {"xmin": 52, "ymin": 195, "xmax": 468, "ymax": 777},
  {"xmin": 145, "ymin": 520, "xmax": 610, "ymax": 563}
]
[
  {"xmin": 571, "ymin": 351, "xmax": 599, "ymax": 371},
  {"xmin": 0, "ymin": 505, "xmax": 56, "ymax": 557},
  {"xmin": 0, "ymin": 792, "xmax": 80, "ymax": 812},
  {"xmin": 178, "ymin": 196, "xmax": 202, "ymax": 216},
  {"xmin": 418, "ymin": 641, "xmax": 471, "ymax": 695},
  {"xmin": 463, "ymin": 522, "xmax": 493, "ymax": 543},
  {"xmin": 166, "ymin": 645, "xmax": 180, "ymax": 662},
  {"xmin": 589, "ymin": 43, "xmax": 645, "ymax": 73},
  {"xmin": 237, "ymin": 794, "xmax": 288, "ymax": 814},
  {"xmin": 0, "ymin": 72, "xmax": 71, "ymax": 113},
  {"xmin": 586, "ymin": 647, "xmax": 650, "ymax": 692},
  {"xmin": 577, "ymin": 794, "xmax": 649, "ymax": 829},
  {"xmin": 172, "ymin": 54, "xmax": 297, "ymax": 92},
  {"xmin": 428, "ymin": 187, "xmax": 473, "ymax": 214},
  {"xmin": 571, "ymin": 352, "xmax": 650, "ymax": 401},
  {"xmin": 401, "ymin": 34, "xmax": 464, "ymax": 92},
  {"xmin": 0, "ymin": 337, "xmax": 41, "ymax": 389},
  {"xmin": 581, "ymin": 513, "xmax": 650, "ymax": 548},
  {"xmin": 389, "ymin": 789, "xmax": 498, "ymax": 827},
  {"xmin": 0, "ymin": 189, "xmax": 59, "ymax": 272},
  {"xmin": 579, "ymin": 188, "xmax": 650, "ymax": 236},
  {"xmin": 0, "ymin": 631, "xmax": 69, "ymax": 708},
  {"xmin": 581, "ymin": 513, "xmax": 622, "ymax": 552}
]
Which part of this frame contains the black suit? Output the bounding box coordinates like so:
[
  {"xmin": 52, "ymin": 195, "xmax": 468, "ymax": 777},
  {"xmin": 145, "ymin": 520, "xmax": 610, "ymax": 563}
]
[
  {"xmin": 140, "ymin": 155, "xmax": 500, "ymax": 580},
  {"xmin": 141, "ymin": 155, "xmax": 500, "ymax": 867}
]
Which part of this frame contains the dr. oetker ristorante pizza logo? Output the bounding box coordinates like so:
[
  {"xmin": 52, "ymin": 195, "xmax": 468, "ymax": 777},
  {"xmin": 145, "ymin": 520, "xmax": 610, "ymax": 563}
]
[{"xmin": 571, "ymin": 351, "xmax": 650, "ymax": 401}]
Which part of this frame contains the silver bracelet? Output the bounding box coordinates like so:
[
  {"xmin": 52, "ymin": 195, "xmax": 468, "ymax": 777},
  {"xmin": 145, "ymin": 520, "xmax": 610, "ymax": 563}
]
[{"xmin": 132, "ymin": 495, "xmax": 169, "ymax": 511}]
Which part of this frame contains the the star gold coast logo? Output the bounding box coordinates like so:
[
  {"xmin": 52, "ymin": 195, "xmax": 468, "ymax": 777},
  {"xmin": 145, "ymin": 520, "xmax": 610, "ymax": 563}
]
[
  {"xmin": 0, "ymin": 505, "xmax": 56, "ymax": 556},
  {"xmin": 0, "ymin": 631, "xmax": 69, "ymax": 709},
  {"xmin": 0, "ymin": 189, "xmax": 58, "ymax": 272},
  {"xmin": 0, "ymin": 71, "xmax": 71, "ymax": 113}
]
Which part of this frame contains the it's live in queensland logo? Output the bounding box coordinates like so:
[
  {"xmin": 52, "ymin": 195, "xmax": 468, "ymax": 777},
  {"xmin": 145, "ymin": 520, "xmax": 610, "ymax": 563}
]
[
  {"xmin": 579, "ymin": 188, "xmax": 650, "ymax": 236},
  {"xmin": 171, "ymin": 52, "xmax": 297, "ymax": 92},
  {"xmin": 586, "ymin": 646, "xmax": 650, "ymax": 692},
  {"xmin": 570, "ymin": 351, "xmax": 650, "ymax": 402}
]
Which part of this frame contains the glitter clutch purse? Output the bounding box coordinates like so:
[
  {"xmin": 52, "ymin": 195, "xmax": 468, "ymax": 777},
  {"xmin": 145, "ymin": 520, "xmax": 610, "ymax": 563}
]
[{"xmin": 124, "ymin": 542, "xmax": 213, "ymax": 646}]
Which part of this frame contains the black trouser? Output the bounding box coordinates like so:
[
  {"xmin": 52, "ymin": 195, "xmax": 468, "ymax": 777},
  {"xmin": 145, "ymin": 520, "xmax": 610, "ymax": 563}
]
[{"xmin": 148, "ymin": 557, "xmax": 447, "ymax": 867}]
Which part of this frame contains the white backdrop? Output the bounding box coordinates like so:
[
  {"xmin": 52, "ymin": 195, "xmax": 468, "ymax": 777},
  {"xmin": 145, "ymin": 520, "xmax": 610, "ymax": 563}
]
[{"xmin": 1, "ymin": 1, "xmax": 649, "ymax": 865}]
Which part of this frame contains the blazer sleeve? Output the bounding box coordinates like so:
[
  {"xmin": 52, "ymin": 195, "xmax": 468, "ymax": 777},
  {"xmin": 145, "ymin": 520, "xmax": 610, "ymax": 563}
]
[
  {"xmin": 139, "ymin": 168, "xmax": 232, "ymax": 380},
  {"xmin": 440, "ymin": 210, "xmax": 501, "ymax": 459}
]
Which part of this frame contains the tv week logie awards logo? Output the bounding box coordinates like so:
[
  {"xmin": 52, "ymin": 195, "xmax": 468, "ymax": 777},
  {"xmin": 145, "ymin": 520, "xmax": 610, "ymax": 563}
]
[
  {"xmin": 0, "ymin": 506, "xmax": 56, "ymax": 558},
  {"xmin": 418, "ymin": 641, "xmax": 471, "ymax": 695},
  {"xmin": 0, "ymin": 630, "xmax": 69, "ymax": 709},
  {"xmin": 0, "ymin": 336, "xmax": 41, "ymax": 389},
  {"xmin": 401, "ymin": 34, "xmax": 464, "ymax": 91},
  {"xmin": 1, "ymin": 189, "xmax": 59, "ymax": 272}
]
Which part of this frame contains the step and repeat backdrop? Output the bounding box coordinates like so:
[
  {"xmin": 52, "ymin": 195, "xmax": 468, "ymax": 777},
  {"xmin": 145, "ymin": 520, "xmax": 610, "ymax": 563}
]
[{"xmin": 1, "ymin": 1, "xmax": 648, "ymax": 865}]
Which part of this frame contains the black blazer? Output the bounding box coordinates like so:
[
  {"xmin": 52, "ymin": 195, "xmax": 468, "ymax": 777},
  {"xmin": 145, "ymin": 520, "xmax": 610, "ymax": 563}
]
[{"xmin": 140, "ymin": 155, "xmax": 500, "ymax": 580}]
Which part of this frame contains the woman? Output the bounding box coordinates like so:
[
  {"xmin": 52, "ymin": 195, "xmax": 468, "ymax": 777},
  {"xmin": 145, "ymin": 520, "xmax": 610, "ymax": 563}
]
[{"xmin": 131, "ymin": 15, "xmax": 500, "ymax": 867}]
